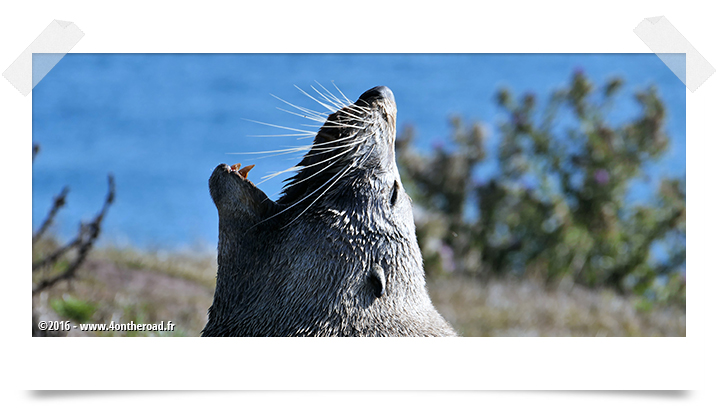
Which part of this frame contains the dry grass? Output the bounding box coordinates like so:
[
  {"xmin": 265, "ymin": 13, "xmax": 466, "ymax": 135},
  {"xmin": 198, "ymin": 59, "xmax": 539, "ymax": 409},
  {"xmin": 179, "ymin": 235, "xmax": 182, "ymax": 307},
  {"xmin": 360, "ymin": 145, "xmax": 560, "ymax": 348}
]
[
  {"xmin": 95, "ymin": 246, "xmax": 218, "ymax": 289},
  {"xmin": 32, "ymin": 243, "xmax": 216, "ymax": 336},
  {"xmin": 428, "ymin": 277, "xmax": 686, "ymax": 337},
  {"xmin": 32, "ymin": 241, "xmax": 685, "ymax": 337}
]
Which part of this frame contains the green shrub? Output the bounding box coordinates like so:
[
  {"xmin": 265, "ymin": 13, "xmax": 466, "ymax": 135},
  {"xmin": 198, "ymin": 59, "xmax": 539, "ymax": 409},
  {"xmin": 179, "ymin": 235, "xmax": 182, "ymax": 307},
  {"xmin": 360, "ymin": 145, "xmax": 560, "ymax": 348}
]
[
  {"xmin": 50, "ymin": 295, "xmax": 97, "ymax": 323},
  {"xmin": 397, "ymin": 71, "xmax": 685, "ymax": 304}
]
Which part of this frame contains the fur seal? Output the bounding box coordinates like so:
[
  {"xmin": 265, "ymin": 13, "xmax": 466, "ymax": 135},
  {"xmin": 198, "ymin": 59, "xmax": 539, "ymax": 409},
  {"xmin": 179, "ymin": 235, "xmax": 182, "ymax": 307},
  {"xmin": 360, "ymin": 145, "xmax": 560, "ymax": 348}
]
[{"xmin": 202, "ymin": 85, "xmax": 457, "ymax": 337}]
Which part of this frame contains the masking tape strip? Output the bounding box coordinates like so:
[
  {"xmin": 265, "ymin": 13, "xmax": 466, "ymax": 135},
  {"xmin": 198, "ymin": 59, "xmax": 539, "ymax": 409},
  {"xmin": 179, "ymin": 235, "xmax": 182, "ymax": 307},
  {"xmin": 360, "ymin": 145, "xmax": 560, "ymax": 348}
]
[
  {"xmin": 3, "ymin": 20, "xmax": 84, "ymax": 96},
  {"xmin": 634, "ymin": 16, "xmax": 715, "ymax": 92}
]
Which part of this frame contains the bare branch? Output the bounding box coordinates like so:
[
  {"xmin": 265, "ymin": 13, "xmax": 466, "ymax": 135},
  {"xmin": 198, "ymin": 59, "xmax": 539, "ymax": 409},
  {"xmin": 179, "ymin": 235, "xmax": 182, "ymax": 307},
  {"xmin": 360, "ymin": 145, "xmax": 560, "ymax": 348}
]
[
  {"xmin": 32, "ymin": 230, "xmax": 82, "ymax": 271},
  {"xmin": 32, "ymin": 186, "xmax": 70, "ymax": 244},
  {"xmin": 33, "ymin": 174, "xmax": 115, "ymax": 295}
]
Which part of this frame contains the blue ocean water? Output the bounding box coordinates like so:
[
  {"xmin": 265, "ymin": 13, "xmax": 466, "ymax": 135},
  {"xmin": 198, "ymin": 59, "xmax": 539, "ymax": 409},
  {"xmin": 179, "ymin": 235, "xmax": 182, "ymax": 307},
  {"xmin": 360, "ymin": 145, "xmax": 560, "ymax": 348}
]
[{"xmin": 32, "ymin": 54, "xmax": 686, "ymax": 251}]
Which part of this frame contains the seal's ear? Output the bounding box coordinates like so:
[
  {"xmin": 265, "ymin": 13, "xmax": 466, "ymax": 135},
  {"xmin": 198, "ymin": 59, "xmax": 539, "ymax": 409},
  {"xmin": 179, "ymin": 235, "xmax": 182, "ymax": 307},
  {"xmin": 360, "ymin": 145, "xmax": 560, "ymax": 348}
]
[
  {"xmin": 390, "ymin": 180, "xmax": 400, "ymax": 207},
  {"xmin": 368, "ymin": 264, "xmax": 386, "ymax": 298}
]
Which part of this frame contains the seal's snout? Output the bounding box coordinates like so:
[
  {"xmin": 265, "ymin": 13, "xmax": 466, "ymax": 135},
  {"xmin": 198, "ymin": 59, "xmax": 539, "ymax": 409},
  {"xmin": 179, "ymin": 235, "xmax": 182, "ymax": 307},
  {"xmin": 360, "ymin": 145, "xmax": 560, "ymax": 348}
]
[{"xmin": 358, "ymin": 85, "xmax": 395, "ymax": 105}]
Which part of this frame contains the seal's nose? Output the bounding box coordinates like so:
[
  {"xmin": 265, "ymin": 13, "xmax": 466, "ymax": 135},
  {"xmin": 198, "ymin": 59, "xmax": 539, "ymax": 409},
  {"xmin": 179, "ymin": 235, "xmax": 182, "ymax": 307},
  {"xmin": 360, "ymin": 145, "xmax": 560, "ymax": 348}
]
[{"xmin": 358, "ymin": 86, "xmax": 395, "ymax": 105}]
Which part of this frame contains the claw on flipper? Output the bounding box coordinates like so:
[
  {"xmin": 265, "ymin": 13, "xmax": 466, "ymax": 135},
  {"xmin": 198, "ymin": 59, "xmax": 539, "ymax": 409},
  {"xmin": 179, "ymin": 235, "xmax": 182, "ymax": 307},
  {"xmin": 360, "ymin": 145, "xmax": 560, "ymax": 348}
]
[
  {"xmin": 238, "ymin": 164, "xmax": 255, "ymax": 179},
  {"xmin": 230, "ymin": 163, "xmax": 255, "ymax": 179}
]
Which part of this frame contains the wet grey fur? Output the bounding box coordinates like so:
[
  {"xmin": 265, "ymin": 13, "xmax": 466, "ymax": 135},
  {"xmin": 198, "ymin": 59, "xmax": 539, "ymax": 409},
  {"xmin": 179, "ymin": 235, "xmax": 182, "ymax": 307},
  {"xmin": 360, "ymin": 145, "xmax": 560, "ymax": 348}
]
[{"xmin": 202, "ymin": 86, "xmax": 457, "ymax": 337}]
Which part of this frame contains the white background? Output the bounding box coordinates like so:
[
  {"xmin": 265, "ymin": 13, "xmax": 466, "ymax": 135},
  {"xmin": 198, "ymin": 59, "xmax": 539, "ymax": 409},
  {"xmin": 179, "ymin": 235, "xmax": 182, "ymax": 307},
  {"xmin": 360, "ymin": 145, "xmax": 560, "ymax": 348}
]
[{"xmin": 1, "ymin": 0, "xmax": 716, "ymax": 418}]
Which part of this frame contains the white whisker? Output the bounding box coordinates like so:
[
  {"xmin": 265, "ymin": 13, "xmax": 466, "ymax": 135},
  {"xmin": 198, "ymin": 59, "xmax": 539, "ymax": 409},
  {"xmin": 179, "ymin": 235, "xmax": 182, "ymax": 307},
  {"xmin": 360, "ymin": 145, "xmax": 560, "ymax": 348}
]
[
  {"xmin": 270, "ymin": 94, "xmax": 328, "ymax": 119},
  {"xmin": 300, "ymin": 132, "xmax": 362, "ymax": 150},
  {"xmin": 288, "ymin": 139, "xmax": 363, "ymax": 169},
  {"xmin": 257, "ymin": 137, "xmax": 363, "ymax": 189},
  {"xmin": 245, "ymin": 151, "xmax": 304, "ymax": 161},
  {"xmin": 331, "ymin": 81, "xmax": 353, "ymax": 105},
  {"xmin": 276, "ymin": 107, "xmax": 327, "ymax": 123},
  {"xmin": 260, "ymin": 144, "xmax": 354, "ymax": 184},
  {"xmin": 227, "ymin": 148, "xmax": 310, "ymax": 162},
  {"xmin": 317, "ymin": 81, "xmax": 352, "ymax": 108},
  {"xmin": 271, "ymin": 98, "xmax": 329, "ymax": 124},
  {"xmin": 228, "ymin": 146, "xmax": 311, "ymax": 155},
  {"xmin": 242, "ymin": 118, "xmax": 317, "ymax": 135},
  {"xmin": 316, "ymin": 120, "xmax": 362, "ymax": 130},
  {"xmin": 335, "ymin": 107, "xmax": 366, "ymax": 121},
  {"xmin": 247, "ymin": 133, "xmax": 316, "ymax": 138},
  {"xmin": 294, "ymin": 85, "xmax": 340, "ymax": 113},
  {"xmin": 283, "ymin": 142, "xmax": 376, "ymax": 229},
  {"xmin": 257, "ymin": 166, "xmax": 302, "ymax": 184},
  {"xmin": 250, "ymin": 154, "xmax": 349, "ymax": 228},
  {"xmin": 311, "ymin": 84, "xmax": 346, "ymax": 110}
]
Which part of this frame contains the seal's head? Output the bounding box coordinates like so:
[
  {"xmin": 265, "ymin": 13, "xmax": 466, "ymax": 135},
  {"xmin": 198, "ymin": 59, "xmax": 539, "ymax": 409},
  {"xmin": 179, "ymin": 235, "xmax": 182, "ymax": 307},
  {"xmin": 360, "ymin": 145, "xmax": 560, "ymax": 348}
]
[
  {"xmin": 279, "ymin": 86, "xmax": 399, "ymax": 213},
  {"xmin": 204, "ymin": 85, "xmax": 456, "ymax": 337}
]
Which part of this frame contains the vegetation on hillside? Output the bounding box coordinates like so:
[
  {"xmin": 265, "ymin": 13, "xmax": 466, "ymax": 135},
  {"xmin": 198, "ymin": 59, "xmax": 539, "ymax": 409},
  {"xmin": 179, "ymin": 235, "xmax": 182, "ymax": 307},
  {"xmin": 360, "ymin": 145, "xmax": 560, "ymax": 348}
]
[{"xmin": 397, "ymin": 71, "xmax": 685, "ymax": 308}]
